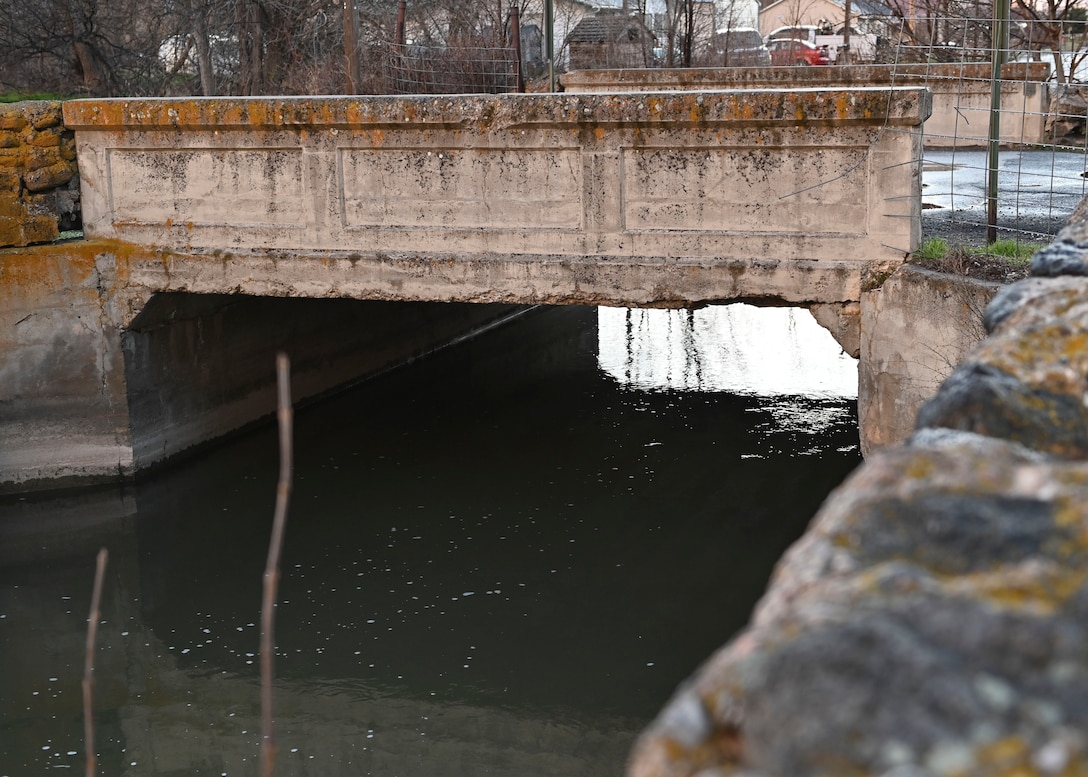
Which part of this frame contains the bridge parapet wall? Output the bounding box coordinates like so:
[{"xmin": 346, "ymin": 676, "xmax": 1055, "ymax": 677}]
[
  {"xmin": 563, "ymin": 63, "xmax": 1049, "ymax": 148},
  {"xmin": 64, "ymin": 90, "xmax": 928, "ymax": 309}
]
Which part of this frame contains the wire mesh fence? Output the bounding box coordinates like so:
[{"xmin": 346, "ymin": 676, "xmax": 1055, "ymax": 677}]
[
  {"xmin": 385, "ymin": 41, "xmax": 522, "ymax": 95},
  {"xmin": 875, "ymin": 16, "xmax": 1088, "ymax": 246},
  {"xmin": 374, "ymin": 15, "xmax": 1088, "ymax": 247}
]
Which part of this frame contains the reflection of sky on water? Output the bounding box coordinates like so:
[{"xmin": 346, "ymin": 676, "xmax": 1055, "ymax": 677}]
[{"xmin": 596, "ymin": 304, "xmax": 858, "ymax": 399}]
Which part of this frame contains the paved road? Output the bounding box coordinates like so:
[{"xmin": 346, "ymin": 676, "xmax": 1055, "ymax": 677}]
[{"xmin": 921, "ymin": 148, "xmax": 1088, "ymax": 241}]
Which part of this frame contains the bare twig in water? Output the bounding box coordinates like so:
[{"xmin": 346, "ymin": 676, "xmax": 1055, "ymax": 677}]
[
  {"xmin": 83, "ymin": 548, "xmax": 108, "ymax": 777},
  {"xmin": 261, "ymin": 354, "xmax": 294, "ymax": 777}
]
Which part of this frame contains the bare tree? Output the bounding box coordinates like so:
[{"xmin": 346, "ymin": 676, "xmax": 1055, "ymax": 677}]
[{"xmin": 0, "ymin": 0, "xmax": 184, "ymax": 95}]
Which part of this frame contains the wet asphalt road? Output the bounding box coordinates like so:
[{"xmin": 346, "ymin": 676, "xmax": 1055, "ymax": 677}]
[{"xmin": 921, "ymin": 148, "xmax": 1088, "ymax": 242}]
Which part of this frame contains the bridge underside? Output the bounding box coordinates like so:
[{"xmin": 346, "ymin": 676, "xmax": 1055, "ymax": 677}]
[
  {"xmin": 128, "ymin": 245, "xmax": 880, "ymax": 311},
  {"xmin": 2, "ymin": 239, "xmax": 869, "ymax": 494}
]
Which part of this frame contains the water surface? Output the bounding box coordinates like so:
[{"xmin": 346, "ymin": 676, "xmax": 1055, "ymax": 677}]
[{"xmin": 0, "ymin": 303, "xmax": 860, "ymax": 777}]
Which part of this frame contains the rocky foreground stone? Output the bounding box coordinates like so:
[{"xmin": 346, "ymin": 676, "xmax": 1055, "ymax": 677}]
[{"xmin": 628, "ymin": 212, "xmax": 1088, "ymax": 776}]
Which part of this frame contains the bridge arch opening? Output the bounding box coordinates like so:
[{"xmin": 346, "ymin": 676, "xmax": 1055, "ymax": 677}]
[{"xmin": 116, "ymin": 292, "xmax": 861, "ymax": 478}]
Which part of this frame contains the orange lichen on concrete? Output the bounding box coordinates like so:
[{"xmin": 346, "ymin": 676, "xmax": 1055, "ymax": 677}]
[
  {"xmin": 0, "ymin": 239, "xmax": 144, "ymax": 290},
  {"xmin": 63, "ymin": 90, "xmax": 928, "ymax": 135}
]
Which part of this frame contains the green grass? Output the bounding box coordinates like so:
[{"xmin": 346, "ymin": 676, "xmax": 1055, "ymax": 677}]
[
  {"xmin": 914, "ymin": 237, "xmax": 950, "ymax": 262},
  {"xmin": 983, "ymin": 238, "xmax": 1041, "ymax": 262},
  {"xmin": 911, "ymin": 236, "xmax": 1044, "ymax": 280},
  {"xmin": 0, "ymin": 92, "xmax": 68, "ymax": 103}
]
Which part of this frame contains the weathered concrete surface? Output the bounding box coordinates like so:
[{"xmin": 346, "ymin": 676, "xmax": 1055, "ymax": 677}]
[
  {"xmin": 0, "ymin": 242, "xmax": 133, "ymax": 486},
  {"xmin": 859, "ymin": 265, "xmax": 1001, "ymax": 455},
  {"xmin": 4, "ymin": 91, "xmax": 932, "ymax": 491},
  {"xmin": 0, "ymin": 101, "xmax": 80, "ymax": 247},
  {"xmin": 562, "ymin": 63, "xmax": 1050, "ymax": 148},
  {"xmin": 0, "ymin": 240, "xmax": 529, "ymax": 493},
  {"xmin": 63, "ymin": 91, "xmax": 927, "ymax": 308},
  {"xmin": 627, "ymin": 209, "xmax": 1088, "ymax": 776}
]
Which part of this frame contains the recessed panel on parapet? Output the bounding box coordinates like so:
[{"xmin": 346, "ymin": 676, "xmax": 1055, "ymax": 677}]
[
  {"xmin": 107, "ymin": 148, "xmax": 307, "ymax": 227},
  {"xmin": 622, "ymin": 147, "xmax": 868, "ymax": 235},
  {"xmin": 339, "ymin": 147, "xmax": 584, "ymax": 230}
]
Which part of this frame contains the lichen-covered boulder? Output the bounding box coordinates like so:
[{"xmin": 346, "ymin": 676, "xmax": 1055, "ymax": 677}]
[
  {"xmin": 1030, "ymin": 197, "xmax": 1088, "ymax": 277},
  {"xmin": 916, "ymin": 275, "xmax": 1088, "ymax": 459},
  {"xmin": 628, "ymin": 431, "xmax": 1088, "ymax": 777}
]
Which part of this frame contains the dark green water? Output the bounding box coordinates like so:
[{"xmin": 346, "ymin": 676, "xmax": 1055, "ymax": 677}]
[{"xmin": 0, "ymin": 304, "xmax": 861, "ymax": 777}]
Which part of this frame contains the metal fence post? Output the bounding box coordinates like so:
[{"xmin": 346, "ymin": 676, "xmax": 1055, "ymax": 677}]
[{"xmin": 987, "ymin": 0, "xmax": 1010, "ymax": 244}]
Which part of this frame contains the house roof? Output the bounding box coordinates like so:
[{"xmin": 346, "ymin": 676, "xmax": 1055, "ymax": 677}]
[
  {"xmin": 761, "ymin": 0, "xmax": 893, "ymax": 16},
  {"xmin": 566, "ymin": 13, "xmax": 656, "ymax": 43},
  {"xmin": 846, "ymin": 0, "xmax": 894, "ymax": 16}
]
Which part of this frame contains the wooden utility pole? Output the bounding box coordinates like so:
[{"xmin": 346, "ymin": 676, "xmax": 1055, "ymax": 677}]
[
  {"xmin": 841, "ymin": 0, "xmax": 852, "ymax": 63},
  {"xmin": 987, "ymin": 0, "xmax": 1010, "ymax": 244},
  {"xmin": 343, "ymin": 0, "xmax": 361, "ymax": 94},
  {"xmin": 396, "ymin": 0, "xmax": 407, "ymax": 45},
  {"xmin": 509, "ymin": 6, "xmax": 525, "ymax": 92}
]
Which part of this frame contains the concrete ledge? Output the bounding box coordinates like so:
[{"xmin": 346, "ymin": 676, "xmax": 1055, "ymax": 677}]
[{"xmin": 122, "ymin": 247, "xmax": 888, "ymax": 310}]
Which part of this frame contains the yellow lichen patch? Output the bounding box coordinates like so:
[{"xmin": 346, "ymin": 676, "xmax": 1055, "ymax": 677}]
[
  {"xmin": 2, "ymin": 238, "xmax": 144, "ymax": 286},
  {"xmin": 979, "ymin": 327, "xmax": 1088, "ymax": 393},
  {"xmin": 903, "ymin": 455, "xmax": 938, "ymax": 481},
  {"xmin": 0, "ymin": 245, "xmax": 96, "ymax": 290},
  {"xmin": 971, "ymin": 736, "xmax": 1036, "ymax": 776},
  {"xmin": 948, "ymin": 562, "xmax": 1088, "ymax": 615},
  {"xmin": 831, "ymin": 528, "xmax": 862, "ymax": 551},
  {"xmin": 725, "ymin": 95, "xmax": 756, "ymax": 121}
]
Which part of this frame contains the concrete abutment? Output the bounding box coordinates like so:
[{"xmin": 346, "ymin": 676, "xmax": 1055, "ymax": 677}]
[{"xmin": 1, "ymin": 241, "xmax": 529, "ymax": 492}]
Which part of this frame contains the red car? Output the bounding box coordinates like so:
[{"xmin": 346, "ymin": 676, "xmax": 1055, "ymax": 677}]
[{"xmin": 767, "ymin": 38, "xmax": 831, "ymax": 66}]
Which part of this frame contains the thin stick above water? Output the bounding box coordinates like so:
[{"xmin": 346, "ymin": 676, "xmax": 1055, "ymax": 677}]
[
  {"xmin": 261, "ymin": 354, "xmax": 293, "ymax": 777},
  {"xmin": 83, "ymin": 548, "xmax": 108, "ymax": 777}
]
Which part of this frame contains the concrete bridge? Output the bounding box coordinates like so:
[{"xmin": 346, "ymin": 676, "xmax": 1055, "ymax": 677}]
[
  {"xmin": 2, "ymin": 89, "xmax": 930, "ymax": 491},
  {"xmin": 65, "ymin": 90, "xmax": 926, "ymax": 307}
]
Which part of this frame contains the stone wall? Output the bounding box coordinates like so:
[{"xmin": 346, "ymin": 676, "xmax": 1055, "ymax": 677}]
[
  {"xmin": 0, "ymin": 101, "xmax": 80, "ymax": 247},
  {"xmin": 627, "ymin": 210, "xmax": 1088, "ymax": 776}
]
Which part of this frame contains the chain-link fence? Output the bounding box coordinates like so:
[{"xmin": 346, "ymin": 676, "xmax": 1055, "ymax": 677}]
[
  {"xmin": 385, "ymin": 41, "xmax": 522, "ymax": 95},
  {"xmin": 873, "ymin": 16, "xmax": 1088, "ymax": 245}
]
